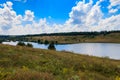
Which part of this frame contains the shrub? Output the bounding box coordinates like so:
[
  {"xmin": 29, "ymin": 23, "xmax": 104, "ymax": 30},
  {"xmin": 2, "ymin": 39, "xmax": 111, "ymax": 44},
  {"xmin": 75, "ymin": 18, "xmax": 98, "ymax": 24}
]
[
  {"xmin": 0, "ymin": 39, "xmax": 4, "ymax": 44},
  {"xmin": 17, "ymin": 42, "xmax": 26, "ymax": 46},
  {"xmin": 44, "ymin": 40, "xmax": 49, "ymax": 45},
  {"xmin": 17, "ymin": 42, "xmax": 33, "ymax": 48},
  {"xmin": 48, "ymin": 42, "xmax": 56, "ymax": 50},
  {"xmin": 26, "ymin": 43, "xmax": 33, "ymax": 47},
  {"xmin": 38, "ymin": 40, "xmax": 44, "ymax": 44},
  {"xmin": 0, "ymin": 41, "xmax": 2, "ymax": 44},
  {"xmin": 55, "ymin": 41, "xmax": 58, "ymax": 44},
  {"xmin": 38, "ymin": 40, "xmax": 42, "ymax": 44}
]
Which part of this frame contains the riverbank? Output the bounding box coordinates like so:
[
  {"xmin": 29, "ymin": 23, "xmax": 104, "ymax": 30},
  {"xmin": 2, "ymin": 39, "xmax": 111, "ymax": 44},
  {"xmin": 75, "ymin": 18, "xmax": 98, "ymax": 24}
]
[
  {"xmin": 0, "ymin": 31, "xmax": 120, "ymax": 44},
  {"xmin": 26, "ymin": 32, "xmax": 120, "ymax": 44},
  {"xmin": 0, "ymin": 44, "xmax": 120, "ymax": 80},
  {"xmin": 2, "ymin": 41, "xmax": 120, "ymax": 59}
]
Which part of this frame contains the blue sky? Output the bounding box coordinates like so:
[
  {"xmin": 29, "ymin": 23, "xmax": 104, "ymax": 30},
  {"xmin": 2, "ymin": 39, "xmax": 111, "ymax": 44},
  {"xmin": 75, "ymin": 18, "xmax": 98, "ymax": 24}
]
[
  {"xmin": 0, "ymin": 0, "xmax": 120, "ymax": 35},
  {"xmin": 0, "ymin": 0, "xmax": 80, "ymax": 23}
]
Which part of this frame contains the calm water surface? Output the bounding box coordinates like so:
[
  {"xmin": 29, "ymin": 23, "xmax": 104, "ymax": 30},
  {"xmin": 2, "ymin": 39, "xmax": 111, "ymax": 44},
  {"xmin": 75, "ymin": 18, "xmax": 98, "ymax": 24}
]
[{"xmin": 2, "ymin": 41, "xmax": 120, "ymax": 60}]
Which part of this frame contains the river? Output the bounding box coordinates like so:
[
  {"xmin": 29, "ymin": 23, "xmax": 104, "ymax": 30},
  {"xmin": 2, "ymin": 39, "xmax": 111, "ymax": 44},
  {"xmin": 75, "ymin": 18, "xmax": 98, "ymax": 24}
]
[{"xmin": 2, "ymin": 41, "xmax": 120, "ymax": 60}]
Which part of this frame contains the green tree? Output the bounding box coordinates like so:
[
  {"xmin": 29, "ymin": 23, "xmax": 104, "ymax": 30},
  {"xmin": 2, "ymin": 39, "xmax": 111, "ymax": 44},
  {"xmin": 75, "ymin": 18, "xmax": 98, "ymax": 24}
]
[
  {"xmin": 44, "ymin": 40, "xmax": 49, "ymax": 45},
  {"xmin": 48, "ymin": 42, "xmax": 56, "ymax": 50},
  {"xmin": 38, "ymin": 40, "xmax": 41, "ymax": 43},
  {"xmin": 17, "ymin": 42, "xmax": 26, "ymax": 46},
  {"xmin": 26, "ymin": 43, "xmax": 33, "ymax": 47},
  {"xmin": 0, "ymin": 40, "xmax": 3, "ymax": 44}
]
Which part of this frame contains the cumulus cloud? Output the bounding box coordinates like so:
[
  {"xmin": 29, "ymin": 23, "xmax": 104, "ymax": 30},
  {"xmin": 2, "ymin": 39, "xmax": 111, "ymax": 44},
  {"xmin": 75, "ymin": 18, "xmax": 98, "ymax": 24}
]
[
  {"xmin": 108, "ymin": 0, "xmax": 120, "ymax": 13},
  {"xmin": 91, "ymin": 15, "xmax": 120, "ymax": 31},
  {"xmin": 0, "ymin": 1, "xmax": 79, "ymax": 35},
  {"xmin": 23, "ymin": 10, "xmax": 34, "ymax": 21},
  {"xmin": 109, "ymin": 9, "xmax": 118, "ymax": 13},
  {"xmin": 66, "ymin": 0, "xmax": 120, "ymax": 31},
  {"xmin": 108, "ymin": 0, "xmax": 120, "ymax": 9},
  {"xmin": 0, "ymin": 1, "xmax": 120, "ymax": 35},
  {"xmin": 66, "ymin": 0, "xmax": 103, "ymax": 30},
  {"xmin": 0, "ymin": 1, "xmax": 15, "ymax": 30}
]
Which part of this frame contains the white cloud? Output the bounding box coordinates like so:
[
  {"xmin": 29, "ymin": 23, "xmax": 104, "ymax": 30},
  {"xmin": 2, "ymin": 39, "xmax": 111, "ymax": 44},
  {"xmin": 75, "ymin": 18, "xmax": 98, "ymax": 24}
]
[
  {"xmin": 108, "ymin": 0, "xmax": 120, "ymax": 13},
  {"xmin": 66, "ymin": 0, "xmax": 103, "ymax": 30},
  {"xmin": 0, "ymin": 1, "xmax": 16, "ymax": 31},
  {"xmin": 0, "ymin": 1, "xmax": 120, "ymax": 35},
  {"xmin": 92, "ymin": 15, "xmax": 120, "ymax": 31},
  {"xmin": 66, "ymin": 1, "xmax": 93, "ymax": 25},
  {"xmin": 65, "ymin": 0, "xmax": 120, "ymax": 31},
  {"xmin": 109, "ymin": 9, "xmax": 118, "ymax": 13},
  {"xmin": 109, "ymin": 0, "xmax": 120, "ymax": 9},
  {"xmin": 6, "ymin": 1, "xmax": 13, "ymax": 9},
  {"xmin": 23, "ymin": 10, "xmax": 34, "ymax": 21}
]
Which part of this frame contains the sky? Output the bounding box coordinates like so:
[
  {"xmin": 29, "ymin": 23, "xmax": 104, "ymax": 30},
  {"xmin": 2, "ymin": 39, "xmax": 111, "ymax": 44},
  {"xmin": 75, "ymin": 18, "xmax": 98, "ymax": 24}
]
[{"xmin": 0, "ymin": 0, "xmax": 120, "ymax": 35}]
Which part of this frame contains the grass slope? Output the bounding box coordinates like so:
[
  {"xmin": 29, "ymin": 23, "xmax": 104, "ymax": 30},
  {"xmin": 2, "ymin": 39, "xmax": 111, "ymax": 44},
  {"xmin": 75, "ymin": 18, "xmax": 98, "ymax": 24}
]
[{"xmin": 0, "ymin": 44, "xmax": 120, "ymax": 80}]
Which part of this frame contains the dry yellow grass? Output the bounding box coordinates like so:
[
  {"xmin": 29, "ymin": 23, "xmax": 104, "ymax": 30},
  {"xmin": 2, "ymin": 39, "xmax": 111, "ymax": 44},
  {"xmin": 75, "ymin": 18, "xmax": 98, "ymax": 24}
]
[{"xmin": 0, "ymin": 44, "xmax": 120, "ymax": 80}]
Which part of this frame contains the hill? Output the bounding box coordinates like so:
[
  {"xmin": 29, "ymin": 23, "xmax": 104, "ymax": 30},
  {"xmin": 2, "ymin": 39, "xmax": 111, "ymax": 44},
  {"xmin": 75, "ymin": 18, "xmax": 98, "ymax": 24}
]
[
  {"xmin": 25, "ymin": 31, "xmax": 120, "ymax": 44},
  {"xmin": 0, "ymin": 44, "xmax": 120, "ymax": 80},
  {"xmin": 0, "ymin": 31, "xmax": 120, "ymax": 43}
]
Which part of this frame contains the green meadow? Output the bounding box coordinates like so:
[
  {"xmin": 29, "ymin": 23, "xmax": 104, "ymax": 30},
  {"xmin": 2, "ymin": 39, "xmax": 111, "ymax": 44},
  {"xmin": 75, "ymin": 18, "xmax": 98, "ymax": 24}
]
[{"xmin": 0, "ymin": 44, "xmax": 120, "ymax": 80}]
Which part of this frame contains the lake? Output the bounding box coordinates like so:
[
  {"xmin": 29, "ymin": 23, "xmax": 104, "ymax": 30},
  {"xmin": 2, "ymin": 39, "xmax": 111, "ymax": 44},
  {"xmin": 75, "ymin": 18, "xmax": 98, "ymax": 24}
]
[{"xmin": 2, "ymin": 41, "xmax": 120, "ymax": 60}]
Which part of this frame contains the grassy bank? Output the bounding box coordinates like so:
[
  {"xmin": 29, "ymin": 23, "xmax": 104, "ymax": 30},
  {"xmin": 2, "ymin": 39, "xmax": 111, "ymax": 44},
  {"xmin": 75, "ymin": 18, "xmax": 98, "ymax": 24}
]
[
  {"xmin": 0, "ymin": 44, "xmax": 120, "ymax": 80},
  {"xmin": 26, "ymin": 32, "xmax": 120, "ymax": 44}
]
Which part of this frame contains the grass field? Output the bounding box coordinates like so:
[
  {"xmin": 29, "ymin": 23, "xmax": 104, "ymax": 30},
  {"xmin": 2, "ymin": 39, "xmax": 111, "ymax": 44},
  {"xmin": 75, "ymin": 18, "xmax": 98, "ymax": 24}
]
[
  {"xmin": 0, "ymin": 44, "xmax": 120, "ymax": 80},
  {"xmin": 26, "ymin": 32, "xmax": 120, "ymax": 44}
]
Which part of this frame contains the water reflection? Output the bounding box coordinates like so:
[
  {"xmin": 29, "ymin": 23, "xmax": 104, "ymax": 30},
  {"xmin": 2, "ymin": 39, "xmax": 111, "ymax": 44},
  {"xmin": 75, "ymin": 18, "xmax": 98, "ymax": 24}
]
[
  {"xmin": 56, "ymin": 43, "xmax": 120, "ymax": 59},
  {"xmin": 2, "ymin": 41, "xmax": 120, "ymax": 60}
]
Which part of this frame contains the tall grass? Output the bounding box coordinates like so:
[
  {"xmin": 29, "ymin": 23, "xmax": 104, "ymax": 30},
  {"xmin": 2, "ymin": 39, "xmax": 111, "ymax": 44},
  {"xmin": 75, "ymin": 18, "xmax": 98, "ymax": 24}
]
[{"xmin": 0, "ymin": 44, "xmax": 120, "ymax": 80}]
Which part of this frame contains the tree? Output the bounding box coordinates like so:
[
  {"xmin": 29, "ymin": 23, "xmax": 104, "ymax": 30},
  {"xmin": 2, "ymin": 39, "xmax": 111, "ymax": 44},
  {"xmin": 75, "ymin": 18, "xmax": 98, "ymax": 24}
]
[
  {"xmin": 48, "ymin": 42, "xmax": 56, "ymax": 50},
  {"xmin": 38, "ymin": 40, "xmax": 41, "ymax": 43},
  {"xmin": 44, "ymin": 40, "xmax": 49, "ymax": 45},
  {"xmin": 26, "ymin": 43, "xmax": 33, "ymax": 47},
  {"xmin": 17, "ymin": 42, "xmax": 26, "ymax": 46},
  {"xmin": 38, "ymin": 39, "xmax": 43, "ymax": 44},
  {"xmin": 55, "ymin": 41, "xmax": 58, "ymax": 44},
  {"xmin": 0, "ymin": 40, "xmax": 3, "ymax": 44}
]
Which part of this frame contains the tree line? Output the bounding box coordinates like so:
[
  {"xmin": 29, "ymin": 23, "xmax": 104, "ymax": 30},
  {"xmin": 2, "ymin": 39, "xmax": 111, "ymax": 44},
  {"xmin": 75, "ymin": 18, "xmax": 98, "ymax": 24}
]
[
  {"xmin": 25, "ymin": 30, "xmax": 120, "ymax": 37},
  {"xmin": 0, "ymin": 30, "xmax": 120, "ymax": 42}
]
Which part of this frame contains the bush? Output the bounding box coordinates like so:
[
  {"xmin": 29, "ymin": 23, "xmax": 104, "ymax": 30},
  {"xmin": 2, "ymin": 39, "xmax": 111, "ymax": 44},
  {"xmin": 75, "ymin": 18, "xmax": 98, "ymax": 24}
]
[
  {"xmin": 38, "ymin": 40, "xmax": 44, "ymax": 44},
  {"xmin": 0, "ymin": 41, "xmax": 2, "ymax": 44},
  {"xmin": 44, "ymin": 40, "xmax": 49, "ymax": 45},
  {"xmin": 38, "ymin": 40, "xmax": 41, "ymax": 43},
  {"xmin": 17, "ymin": 42, "xmax": 33, "ymax": 48},
  {"xmin": 0, "ymin": 39, "xmax": 4, "ymax": 44},
  {"xmin": 55, "ymin": 41, "xmax": 58, "ymax": 44},
  {"xmin": 48, "ymin": 42, "xmax": 56, "ymax": 50},
  {"xmin": 26, "ymin": 43, "xmax": 33, "ymax": 47},
  {"xmin": 17, "ymin": 42, "xmax": 26, "ymax": 46}
]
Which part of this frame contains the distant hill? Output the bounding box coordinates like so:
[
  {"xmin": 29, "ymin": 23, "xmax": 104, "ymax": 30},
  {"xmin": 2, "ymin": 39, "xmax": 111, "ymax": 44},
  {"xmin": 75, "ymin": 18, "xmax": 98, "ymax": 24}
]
[
  {"xmin": 25, "ymin": 30, "xmax": 120, "ymax": 43},
  {"xmin": 0, "ymin": 30, "xmax": 120, "ymax": 43}
]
